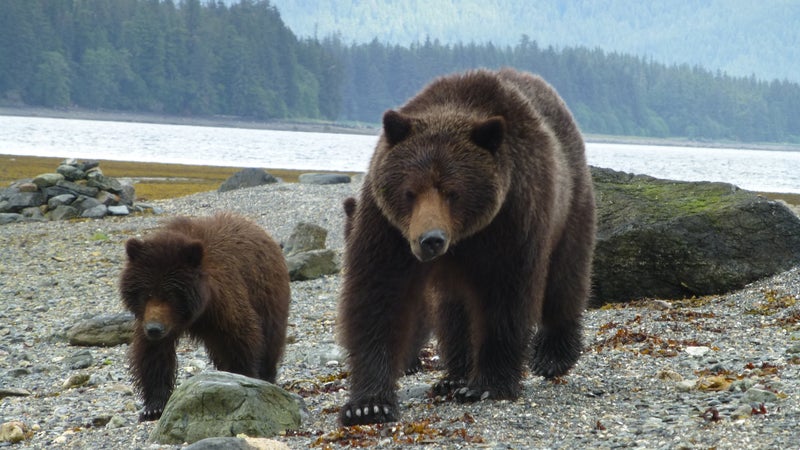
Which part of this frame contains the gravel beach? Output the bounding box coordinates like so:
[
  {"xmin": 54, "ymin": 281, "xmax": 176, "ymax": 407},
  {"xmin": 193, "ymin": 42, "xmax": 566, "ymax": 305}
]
[{"xmin": 1, "ymin": 179, "xmax": 799, "ymax": 449}]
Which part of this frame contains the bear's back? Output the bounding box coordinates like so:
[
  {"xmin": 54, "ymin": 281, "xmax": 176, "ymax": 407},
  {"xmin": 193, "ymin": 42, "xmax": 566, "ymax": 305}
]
[{"xmin": 164, "ymin": 213, "xmax": 289, "ymax": 303}]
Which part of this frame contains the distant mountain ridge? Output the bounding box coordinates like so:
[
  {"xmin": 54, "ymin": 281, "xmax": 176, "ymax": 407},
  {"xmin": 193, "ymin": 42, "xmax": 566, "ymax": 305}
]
[{"xmin": 268, "ymin": 0, "xmax": 800, "ymax": 83}]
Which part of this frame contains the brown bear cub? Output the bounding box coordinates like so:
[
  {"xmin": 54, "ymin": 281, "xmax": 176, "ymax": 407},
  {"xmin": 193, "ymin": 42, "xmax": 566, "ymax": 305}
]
[
  {"xmin": 119, "ymin": 212, "xmax": 290, "ymax": 421},
  {"xmin": 338, "ymin": 68, "xmax": 596, "ymax": 425}
]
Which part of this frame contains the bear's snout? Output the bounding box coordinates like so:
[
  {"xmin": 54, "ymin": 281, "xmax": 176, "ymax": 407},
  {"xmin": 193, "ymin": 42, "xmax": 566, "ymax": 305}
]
[
  {"xmin": 415, "ymin": 229, "xmax": 449, "ymax": 261},
  {"xmin": 143, "ymin": 321, "xmax": 167, "ymax": 340}
]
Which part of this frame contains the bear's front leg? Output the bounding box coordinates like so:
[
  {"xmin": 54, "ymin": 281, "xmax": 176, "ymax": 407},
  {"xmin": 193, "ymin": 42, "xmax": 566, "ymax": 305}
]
[
  {"xmin": 338, "ymin": 232, "xmax": 425, "ymax": 424},
  {"xmin": 338, "ymin": 280, "xmax": 425, "ymax": 425},
  {"xmin": 129, "ymin": 327, "xmax": 177, "ymax": 421}
]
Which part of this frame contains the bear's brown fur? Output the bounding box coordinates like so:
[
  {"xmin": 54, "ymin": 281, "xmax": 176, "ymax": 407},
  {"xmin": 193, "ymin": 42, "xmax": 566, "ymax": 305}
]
[
  {"xmin": 119, "ymin": 212, "xmax": 290, "ymax": 421},
  {"xmin": 337, "ymin": 68, "xmax": 596, "ymax": 425}
]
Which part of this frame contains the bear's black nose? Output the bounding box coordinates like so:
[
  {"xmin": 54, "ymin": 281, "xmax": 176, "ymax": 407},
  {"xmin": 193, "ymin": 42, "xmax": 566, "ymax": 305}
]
[
  {"xmin": 418, "ymin": 229, "xmax": 447, "ymax": 261},
  {"xmin": 144, "ymin": 322, "xmax": 166, "ymax": 340}
]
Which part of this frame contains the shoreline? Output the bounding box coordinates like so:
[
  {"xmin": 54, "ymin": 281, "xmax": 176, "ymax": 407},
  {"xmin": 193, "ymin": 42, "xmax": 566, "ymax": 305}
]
[
  {"xmin": 3, "ymin": 105, "xmax": 800, "ymax": 152},
  {"xmin": 2, "ymin": 153, "xmax": 799, "ymax": 208}
]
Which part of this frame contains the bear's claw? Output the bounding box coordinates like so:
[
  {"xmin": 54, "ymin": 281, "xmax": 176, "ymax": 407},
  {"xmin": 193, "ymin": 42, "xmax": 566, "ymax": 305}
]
[
  {"xmin": 431, "ymin": 377, "xmax": 466, "ymax": 396},
  {"xmin": 339, "ymin": 401, "xmax": 396, "ymax": 425},
  {"xmin": 138, "ymin": 407, "xmax": 163, "ymax": 422}
]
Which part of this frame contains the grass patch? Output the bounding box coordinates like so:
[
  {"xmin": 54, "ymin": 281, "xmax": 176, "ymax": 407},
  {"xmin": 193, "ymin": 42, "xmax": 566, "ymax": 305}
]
[{"xmin": 0, "ymin": 155, "xmax": 356, "ymax": 201}]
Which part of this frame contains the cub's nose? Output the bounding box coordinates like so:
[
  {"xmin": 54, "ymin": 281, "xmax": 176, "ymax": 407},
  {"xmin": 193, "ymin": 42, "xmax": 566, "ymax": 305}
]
[
  {"xmin": 144, "ymin": 322, "xmax": 166, "ymax": 340},
  {"xmin": 418, "ymin": 229, "xmax": 448, "ymax": 261}
]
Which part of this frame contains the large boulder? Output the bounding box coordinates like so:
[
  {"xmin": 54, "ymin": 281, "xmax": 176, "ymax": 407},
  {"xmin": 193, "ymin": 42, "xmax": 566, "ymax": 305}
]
[
  {"xmin": 150, "ymin": 371, "xmax": 302, "ymax": 445},
  {"xmin": 591, "ymin": 167, "xmax": 800, "ymax": 305},
  {"xmin": 218, "ymin": 168, "xmax": 278, "ymax": 192}
]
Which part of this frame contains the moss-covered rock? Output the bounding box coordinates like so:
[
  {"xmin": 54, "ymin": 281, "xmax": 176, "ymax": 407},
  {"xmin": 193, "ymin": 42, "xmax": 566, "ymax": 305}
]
[
  {"xmin": 150, "ymin": 371, "xmax": 302, "ymax": 445},
  {"xmin": 591, "ymin": 167, "xmax": 800, "ymax": 305}
]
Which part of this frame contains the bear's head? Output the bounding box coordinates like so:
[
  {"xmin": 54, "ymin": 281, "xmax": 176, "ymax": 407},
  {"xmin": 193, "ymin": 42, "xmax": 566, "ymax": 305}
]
[
  {"xmin": 371, "ymin": 109, "xmax": 511, "ymax": 262},
  {"xmin": 120, "ymin": 232, "xmax": 209, "ymax": 340}
]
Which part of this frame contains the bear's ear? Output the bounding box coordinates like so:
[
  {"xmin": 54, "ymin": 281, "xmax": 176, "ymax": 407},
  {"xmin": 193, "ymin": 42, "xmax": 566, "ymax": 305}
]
[
  {"xmin": 471, "ymin": 116, "xmax": 506, "ymax": 153},
  {"xmin": 383, "ymin": 110, "xmax": 412, "ymax": 145},
  {"xmin": 125, "ymin": 239, "xmax": 145, "ymax": 261},
  {"xmin": 180, "ymin": 241, "xmax": 204, "ymax": 268}
]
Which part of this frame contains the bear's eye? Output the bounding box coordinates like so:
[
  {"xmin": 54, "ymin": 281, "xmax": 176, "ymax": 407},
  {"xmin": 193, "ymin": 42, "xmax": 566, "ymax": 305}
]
[{"xmin": 404, "ymin": 190, "xmax": 416, "ymax": 203}]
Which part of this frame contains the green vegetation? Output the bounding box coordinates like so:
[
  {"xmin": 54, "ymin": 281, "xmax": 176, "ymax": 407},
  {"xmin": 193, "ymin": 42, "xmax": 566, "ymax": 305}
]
[{"xmin": 1, "ymin": 0, "xmax": 799, "ymax": 143}]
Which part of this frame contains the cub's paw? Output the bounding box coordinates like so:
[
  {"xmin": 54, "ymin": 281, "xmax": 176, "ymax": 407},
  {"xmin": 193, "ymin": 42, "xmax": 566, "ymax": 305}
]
[
  {"xmin": 339, "ymin": 400, "xmax": 398, "ymax": 425},
  {"xmin": 138, "ymin": 407, "xmax": 163, "ymax": 422},
  {"xmin": 431, "ymin": 377, "xmax": 466, "ymax": 396}
]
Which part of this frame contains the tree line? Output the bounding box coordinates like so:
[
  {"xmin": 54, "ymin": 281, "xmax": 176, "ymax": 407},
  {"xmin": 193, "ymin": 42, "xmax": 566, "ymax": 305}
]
[{"xmin": 1, "ymin": 0, "xmax": 798, "ymax": 143}]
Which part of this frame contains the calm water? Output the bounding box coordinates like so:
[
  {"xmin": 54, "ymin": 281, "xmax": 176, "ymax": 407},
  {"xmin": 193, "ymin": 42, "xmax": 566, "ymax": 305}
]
[{"xmin": 1, "ymin": 115, "xmax": 799, "ymax": 193}]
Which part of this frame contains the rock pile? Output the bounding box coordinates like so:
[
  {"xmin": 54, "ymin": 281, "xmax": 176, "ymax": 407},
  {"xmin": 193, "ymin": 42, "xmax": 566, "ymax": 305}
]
[{"xmin": 0, "ymin": 159, "xmax": 157, "ymax": 224}]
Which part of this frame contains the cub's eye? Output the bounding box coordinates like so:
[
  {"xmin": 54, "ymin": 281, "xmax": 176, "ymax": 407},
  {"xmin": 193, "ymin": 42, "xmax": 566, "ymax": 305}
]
[
  {"xmin": 446, "ymin": 191, "xmax": 459, "ymax": 203},
  {"xmin": 404, "ymin": 190, "xmax": 416, "ymax": 202}
]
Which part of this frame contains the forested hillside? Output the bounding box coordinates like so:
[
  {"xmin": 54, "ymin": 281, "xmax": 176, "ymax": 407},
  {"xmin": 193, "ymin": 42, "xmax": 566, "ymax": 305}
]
[
  {"xmin": 1, "ymin": 0, "xmax": 799, "ymax": 143},
  {"xmin": 270, "ymin": 0, "xmax": 800, "ymax": 84}
]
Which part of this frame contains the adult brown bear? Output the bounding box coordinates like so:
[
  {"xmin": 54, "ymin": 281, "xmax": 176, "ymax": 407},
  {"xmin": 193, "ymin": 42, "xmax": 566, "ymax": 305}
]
[
  {"xmin": 119, "ymin": 212, "xmax": 290, "ymax": 421},
  {"xmin": 337, "ymin": 68, "xmax": 596, "ymax": 425}
]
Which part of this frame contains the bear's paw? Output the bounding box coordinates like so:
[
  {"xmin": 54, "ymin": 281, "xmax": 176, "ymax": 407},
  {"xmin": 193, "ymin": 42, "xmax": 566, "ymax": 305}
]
[
  {"xmin": 339, "ymin": 399, "xmax": 397, "ymax": 426},
  {"xmin": 139, "ymin": 406, "xmax": 164, "ymax": 422}
]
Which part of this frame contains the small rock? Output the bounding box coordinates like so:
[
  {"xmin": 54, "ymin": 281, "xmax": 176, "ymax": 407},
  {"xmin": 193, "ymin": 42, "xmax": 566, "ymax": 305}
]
[
  {"xmin": 0, "ymin": 213, "xmax": 24, "ymax": 224},
  {"xmin": 48, "ymin": 204, "xmax": 79, "ymax": 221},
  {"xmin": 0, "ymin": 388, "xmax": 32, "ymax": 399},
  {"xmin": 283, "ymin": 222, "xmax": 328, "ymax": 256},
  {"xmin": 107, "ymin": 205, "xmax": 130, "ymax": 216},
  {"xmin": 656, "ymin": 368, "xmax": 683, "ymax": 381},
  {"xmin": 55, "ymin": 179, "xmax": 99, "ymax": 197},
  {"xmin": 5, "ymin": 191, "xmax": 44, "ymax": 212},
  {"xmin": 66, "ymin": 313, "xmax": 135, "ymax": 347},
  {"xmin": 0, "ymin": 421, "xmax": 28, "ymax": 444},
  {"xmin": 286, "ymin": 249, "xmax": 339, "ymax": 281},
  {"xmin": 105, "ymin": 415, "xmax": 127, "ymax": 429},
  {"xmin": 66, "ymin": 349, "xmax": 94, "ymax": 370},
  {"xmin": 731, "ymin": 404, "xmax": 753, "ymax": 420},
  {"xmin": 676, "ymin": 380, "xmax": 696, "ymax": 392},
  {"xmin": 81, "ymin": 204, "xmax": 107, "ymax": 218},
  {"xmin": 62, "ymin": 373, "xmax": 90, "ymax": 389},
  {"xmin": 47, "ymin": 193, "xmax": 77, "ymax": 209},
  {"xmin": 743, "ymin": 387, "xmax": 778, "ymax": 403},
  {"xmin": 184, "ymin": 437, "xmax": 291, "ymax": 450},
  {"xmin": 685, "ymin": 346, "xmax": 711, "ymax": 357},
  {"xmin": 298, "ymin": 173, "xmax": 351, "ymax": 185},
  {"xmin": 17, "ymin": 182, "xmax": 39, "ymax": 193},
  {"xmin": 218, "ymin": 168, "xmax": 278, "ymax": 192},
  {"xmin": 95, "ymin": 190, "xmax": 120, "ymax": 206},
  {"xmin": 32, "ymin": 172, "xmax": 65, "ymax": 189},
  {"xmin": 91, "ymin": 414, "xmax": 113, "ymax": 427},
  {"xmin": 56, "ymin": 164, "xmax": 85, "ymax": 181}
]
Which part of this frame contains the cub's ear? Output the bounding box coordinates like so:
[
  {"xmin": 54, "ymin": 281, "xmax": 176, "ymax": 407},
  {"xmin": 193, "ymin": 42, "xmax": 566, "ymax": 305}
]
[
  {"xmin": 383, "ymin": 110, "xmax": 412, "ymax": 145},
  {"xmin": 181, "ymin": 241, "xmax": 204, "ymax": 268},
  {"xmin": 125, "ymin": 239, "xmax": 146, "ymax": 261},
  {"xmin": 471, "ymin": 116, "xmax": 506, "ymax": 153}
]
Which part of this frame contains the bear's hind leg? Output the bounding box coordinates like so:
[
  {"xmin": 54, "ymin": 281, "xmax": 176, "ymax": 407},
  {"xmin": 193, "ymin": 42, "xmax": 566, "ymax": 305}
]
[{"xmin": 130, "ymin": 327, "xmax": 178, "ymax": 421}]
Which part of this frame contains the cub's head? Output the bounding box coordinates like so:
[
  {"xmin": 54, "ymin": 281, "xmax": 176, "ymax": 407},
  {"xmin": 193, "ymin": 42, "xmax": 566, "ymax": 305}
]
[
  {"xmin": 372, "ymin": 109, "xmax": 510, "ymax": 262},
  {"xmin": 119, "ymin": 233, "xmax": 208, "ymax": 340}
]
